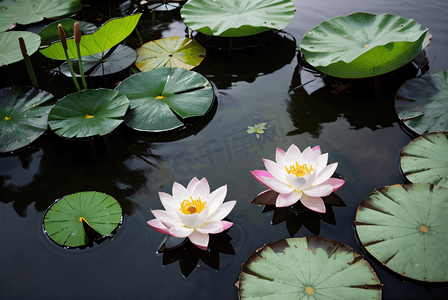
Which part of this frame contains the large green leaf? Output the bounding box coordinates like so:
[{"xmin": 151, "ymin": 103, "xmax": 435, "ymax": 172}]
[
  {"xmin": 238, "ymin": 236, "xmax": 383, "ymax": 299},
  {"xmin": 0, "ymin": 0, "xmax": 82, "ymax": 32},
  {"xmin": 300, "ymin": 13, "xmax": 431, "ymax": 78},
  {"xmin": 135, "ymin": 37, "xmax": 206, "ymax": 71},
  {"xmin": 0, "ymin": 86, "xmax": 54, "ymax": 153},
  {"xmin": 38, "ymin": 19, "xmax": 97, "ymax": 47},
  {"xmin": 59, "ymin": 44, "xmax": 137, "ymax": 77},
  {"xmin": 0, "ymin": 31, "xmax": 41, "ymax": 67},
  {"xmin": 40, "ymin": 13, "xmax": 142, "ymax": 60},
  {"xmin": 115, "ymin": 67, "xmax": 214, "ymax": 131},
  {"xmin": 180, "ymin": 0, "xmax": 295, "ymax": 37},
  {"xmin": 395, "ymin": 71, "xmax": 448, "ymax": 134},
  {"xmin": 43, "ymin": 191, "xmax": 122, "ymax": 248},
  {"xmin": 355, "ymin": 183, "xmax": 448, "ymax": 282},
  {"xmin": 400, "ymin": 132, "xmax": 448, "ymax": 186},
  {"xmin": 48, "ymin": 89, "xmax": 130, "ymax": 138}
]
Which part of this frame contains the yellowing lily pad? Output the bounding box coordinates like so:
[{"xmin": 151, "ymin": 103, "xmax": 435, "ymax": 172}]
[
  {"xmin": 238, "ymin": 236, "xmax": 383, "ymax": 299},
  {"xmin": 135, "ymin": 37, "xmax": 206, "ymax": 72},
  {"xmin": 355, "ymin": 183, "xmax": 448, "ymax": 282}
]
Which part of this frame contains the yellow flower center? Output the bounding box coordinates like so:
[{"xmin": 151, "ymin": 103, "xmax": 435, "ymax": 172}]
[
  {"xmin": 179, "ymin": 196, "xmax": 207, "ymax": 215},
  {"xmin": 4, "ymin": 116, "xmax": 10, "ymax": 120},
  {"xmin": 79, "ymin": 217, "xmax": 90, "ymax": 226},
  {"xmin": 86, "ymin": 114, "xmax": 94, "ymax": 118},
  {"xmin": 305, "ymin": 287, "xmax": 315, "ymax": 295},
  {"xmin": 285, "ymin": 162, "xmax": 314, "ymax": 177},
  {"xmin": 155, "ymin": 96, "xmax": 164, "ymax": 99},
  {"xmin": 365, "ymin": 44, "xmax": 369, "ymax": 47}
]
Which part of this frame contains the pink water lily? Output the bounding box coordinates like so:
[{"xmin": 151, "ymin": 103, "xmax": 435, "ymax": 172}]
[
  {"xmin": 147, "ymin": 177, "xmax": 236, "ymax": 250},
  {"xmin": 251, "ymin": 144, "xmax": 345, "ymax": 213}
]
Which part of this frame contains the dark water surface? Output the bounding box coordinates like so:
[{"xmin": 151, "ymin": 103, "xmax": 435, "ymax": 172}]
[{"xmin": 1, "ymin": 0, "xmax": 448, "ymax": 299}]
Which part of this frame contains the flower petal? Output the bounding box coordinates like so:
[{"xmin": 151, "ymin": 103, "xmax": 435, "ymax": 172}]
[
  {"xmin": 258, "ymin": 176, "xmax": 294, "ymax": 194},
  {"xmin": 207, "ymin": 185, "xmax": 227, "ymax": 216},
  {"xmin": 196, "ymin": 221, "xmax": 223, "ymax": 234},
  {"xmin": 301, "ymin": 146, "xmax": 315, "ymax": 165},
  {"xmin": 159, "ymin": 192, "xmax": 180, "ymax": 218},
  {"xmin": 147, "ymin": 219, "xmax": 170, "ymax": 235},
  {"xmin": 191, "ymin": 177, "xmax": 210, "ymax": 201},
  {"xmin": 276, "ymin": 191, "xmax": 302, "ymax": 207},
  {"xmin": 312, "ymin": 145, "xmax": 321, "ymax": 156},
  {"xmin": 284, "ymin": 144, "xmax": 302, "ymax": 167},
  {"xmin": 321, "ymin": 178, "xmax": 345, "ymax": 191},
  {"xmin": 314, "ymin": 163, "xmax": 338, "ymax": 186},
  {"xmin": 286, "ymin": 174, "xmax": 307, "ymax": 191},
  {"xmin": 251, "ymin": 170, "xmax": 274, "ymax": 189},
  {"xmin": 207, "ymin": 200, "xmax": 236, "ymax": 222},
  {"xmin": 263, "ymin": 158, "xmax": 286, "ymax": 183},
  {"xmin": 188, "ymin": 230, "xmax": 209, "ymax": 250},
  {"xmin": 220, "ymin": 221, "xmax": 233, "ymax": 232},
  {"xmin": 178, "ymin": 207, "xmax": 209, "ymax": 228},
  {"xmin": 160, "ymin": 217, "xmax": 182, "ymax": 230},
  {"xmin": 315, "ymin": 153, "xmax": 328, "ymax": 174},
  {"xmin": 300, "ymin": 194, "xmax": 326, "ymax": 213},
  {"xmin": 275, "ymin": 147, "xmax": 286, "ymax": 165},
  {"xmin": 172, "ymin": 182, "xmax": 189, "ymax": 203},
  {"xmin": 151, "ymin": 209, "xmax": 175, "ymax": 222},
  {"xmin": 169, "ymin": 226, "xmax": 194, "ymax": 238},
  {"xmin": 186, "ymin": 177, "xmax": 200, "ymax": 194},
  {"xmin": 304, "ymin": 184, "xmax": 333, "ymax": 197}
]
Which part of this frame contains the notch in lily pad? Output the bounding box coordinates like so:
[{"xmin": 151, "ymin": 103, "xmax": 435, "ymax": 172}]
[{"xmin": 43, "ymin": 191, "xmax": 123, "ymax": 248}]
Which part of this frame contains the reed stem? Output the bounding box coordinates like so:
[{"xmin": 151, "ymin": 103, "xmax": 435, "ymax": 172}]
[
  {"xmin": 58, "ymin": 24, "xmax": 81, "ymax": 92},
  {"xmin": 74, "ymin": 22, "xmax": 88, "ymax": 90}
]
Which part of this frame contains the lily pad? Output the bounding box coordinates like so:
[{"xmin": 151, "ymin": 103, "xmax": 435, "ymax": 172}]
[
  {"xmin": 400, "ymin": 132, "xmax": 448, "ymax": 186},
  {"xmin": 0, "ymin": 86, "xmax": 54, "ymax": 153},
  {"xmin": 147, "ymin": 1, "xmax": 182, "ymax": 11},
  {"xmin": 395, "ymin": 71, "xmax": 448, "ymax": 135},
  {"xmin": 59, "ymin": 44, "xmax": 137, "ymax": 77},
  {"xmin": 238, "ymin": 236, "xmax": 383, "ymax": 299},
  {"xmin": 48, "ymin": 89, "xmax": 130, "ymax": 138},
  {"xmin": 115, "ymin": 67, "xmax": 214, "ymax": 131},
  {"xmin": 135, "ymin": 37, "xmax": 206, "ymax": 72},
  {"xmin": 38, "ymin": 19, "xmax": 97, "ymax": 47},
  {"xmin": 355, "ymin": 183, "xmax": 448, "ymax": 282},
  {"xmin": 0, "ymin": 0, "xmax": 82, "ymax": 32},
  {"xmin": 300, "ymin": 12, "xmax": 431, "ymax": 78},
  {"xmin": 43, "ymin": 191, "xmax": 122, "ymax": 248},
  {"xmin": 40, "ymin": 13, "xmax": 143, "ymax": 60},
  {"xmin": 180, "ymin": 0, "xmax": 295, "ymax": 37},
  {"xmin": 0, "ymin": 31, "xmax": 41, "ymax": 67}
]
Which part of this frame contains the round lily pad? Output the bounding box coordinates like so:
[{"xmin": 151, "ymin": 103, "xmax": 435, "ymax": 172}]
[
  {"xmin": 355, "ymin": 183, "xmax": 448, "ymax": 282},
  {"xmin": 115, "ymin": 67, "xmax": 214, "ymax": 132},
  {"xmin": 0, "ymin": 86, "xmax": 54, "ymax": 153},
  {"xmin": 59, "ymin": 44, "xmax": 137, "ymax": 77},
  {"xmin": 0, "ymin": 31, "xmax": 41, "ymax": 67},
  {"xmin": 147, "ymin": 1, "xmax": 182, "ymax": 11},
  {"xmin": 180, "ymin": 0, "xmax": 296, "ymax": 37},
  {"xmin": 395, "ymin": 70, "xmax": 448, "ymax": 135},
  {"xmin": 238, "ymin": 236, "xmax": 382, "ymax": 299},
  {"xmin": 0, "ymin": 0, "xmax": 82, "ymax": 32},
  {"xmin": 300, "ymin": 12, "xmax": 431, "ymax": 78},
  {"xmin": 48, "ymin": 89, "xmax": 130, "ymax": 138},
  {"xmin": 43, "ymin": 191, "xmax": 123, "ymax": 248},
  {"xmin": 135, "ymin": 37, "xmax": 206, "ymax": 72},
  {"xmin": 400, "ymin": 132, "xmax": 448, "ymax": 186}
]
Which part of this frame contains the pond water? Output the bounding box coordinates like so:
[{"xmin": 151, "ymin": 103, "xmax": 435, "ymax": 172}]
[{"xmin": 1, "ymin": 0, "xmax": 448, "ymax": 299}]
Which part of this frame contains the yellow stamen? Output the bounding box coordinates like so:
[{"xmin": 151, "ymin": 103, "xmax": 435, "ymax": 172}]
[
  {"xmin": 285, "ymin": 162, "xmax": 314, "ymax": 177},
  {"xmin": 86, "ymin": 114, "xmax": 94, "ymax": 118},
  {"xmin": 420, "ymin": 225, "xmax": 429, "ymax": 233},
  {"xmin": 79, "ymin": 217, "xmax": 90, "ymax": 226},
  {"xmin": 155, "ymin": 96, "xmax": 164, "ymax": 99},
  {"xmin": 4, "ymin": 116, "xmax": 10, "ymax": 120},
  {"xmin": 179, "ymin": 196, "xmax": 207, "ymax": 215},
  {"xmin": 305, "ymin": 287, "xmax": 314, "ymax": 295},
  {"xmin": 365, "ymin": 44, "xmax": 368, "ymax": 47}
]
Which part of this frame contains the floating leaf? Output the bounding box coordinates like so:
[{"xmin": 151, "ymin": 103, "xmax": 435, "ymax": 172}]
[
  {"xmin": 300, "ymin": 12, "xmax": 431, "ymax": 78},
  {"xmin": 147, "ymin": 1, "xmax": 182, "ymax": 11},
  {"xmin": 40, "ymin": 13, "xmax": 143, "ymax": 60},
  {"xmin": 48, "ymin": 89, "xmax": 130, "ymax": 138},
  {"xmin": 43, "ymin": 191, "xmax": 122, "ymax": 248},
  {"xmin": 395, "ymin": 70, "xmax": 448, "ymax": 134},
  {"xmin": 180, "ymin": 0, "xmax": 295, "ymax": 37},
  {"xmin": 355, "ymin": 183, "xmax": 448, "ymax": 282},
  {"xmin": 60, "ymin": 44, "xmax": 137, "ymax": 77},
  {"xmin": 38, "ymin": 19, "xmax": 97, "ymax": 47},
  {"xmin": 238, "ymin": 236, "xmax": 382, "ymax": 299},
  {"xmin": 0, "ymin": 31, "xmax": 41, "ymax": 67},
  {"xmin": 135, "ymin": 37, "xmax": 206, "ymax": 72},
  {"xmin": 115, "ymin": 67, "xmax": 213, "ymax": 131},
  {"xmin": 0, "ymin": 0, "xmax": 82, "ymax": 32},
  {"xmin": 0, "ymin": 86, "xmax": 54, "ymax": 153},
  {"xmin": 400, "ymin": 132, "xmax": 448, "ymax": 186}
]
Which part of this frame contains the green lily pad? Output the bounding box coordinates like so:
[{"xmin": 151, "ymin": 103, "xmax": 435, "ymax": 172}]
[
  {"xmin": 40, "ymin": 13, "xmax": 143, "ymax": 60},
  {"xmin": 180, "ymin": 0, "xmax": 295, "ymax": 37},
  {"xmin": 48, "ymin": 89, "xmax": 130, "ymax": 138},
  {"xmin": 355, "ymin": 183, "xmax": 448, "ymax": 282},
  {"xmin": 0, "ymin": 86, "xmax": 54, "ymax": 153},
  {"xmin": 0, "ymin": 0, "xmax": 82, "ymax": 33},
  {"xmin": 300, "ymin": 12, "xmax": 431, "ymax": 78},
  {"xmin": 59, "ymin": 44, "xmax": 137, "ymax": 77},
  {"xmin": 395, "ymin": 71, "xmax": 448, "ymax": 135},
  {"xmin": 43, "ymin": 191, "xmax": 122, "ymax": 248},
  {"xmin": 135, "ymin": 37, "xmax": 206, "ymax": 72},
  {"xmin": 115, "ymin": 67, "xmax": 214, "ymax": 131},
  {"xmin": 38, "ymin": 19, "xmax": 97, "ymax": 48},
  {"xmin": 0, "ymin": 31, "xmax": 41, "ymax": 67},
  {"xmin": 400, "ymin": 132, "xmax": 448, "ymax": 186},
  {"xmin": 238, "ymin": 236, "xmax": 383, "ymax": 299}
]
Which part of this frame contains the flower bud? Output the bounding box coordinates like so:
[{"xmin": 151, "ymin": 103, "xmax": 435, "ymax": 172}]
[
  {"xmin": 18, "ymin": 37, "xmax": 27, "ymax": 57},
  {"xmin": 74, "ymin": 22, "xmax": 81, "ymax": 44},
  {"xmin": 58, "ymin": 24, "xmax": 68, "ymax": 50}
]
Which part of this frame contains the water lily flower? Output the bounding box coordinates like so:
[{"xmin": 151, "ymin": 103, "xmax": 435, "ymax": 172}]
[
  {"xmin": 251, "ymin": 144, "xmax": 345, "ymax": 213},
  {"xmin": 147, "ymin": 177, "xmax": 236, "ymax": 250}
]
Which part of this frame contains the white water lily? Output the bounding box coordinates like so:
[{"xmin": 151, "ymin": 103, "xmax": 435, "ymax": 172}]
[
  {"xmin": 251, "ymin": 144, "xmax": 345, "ymax": 213},
  {"xmin": 147, "ymin": 177, "xmax": 236, "ymax": 250}
]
